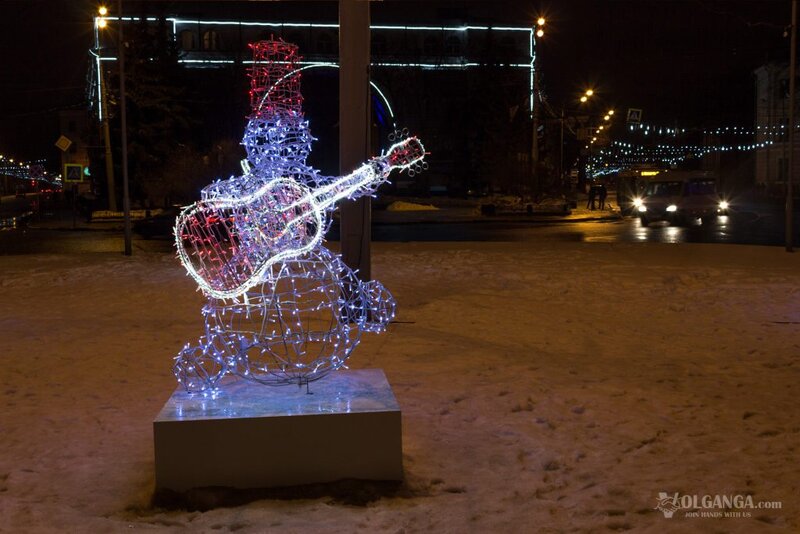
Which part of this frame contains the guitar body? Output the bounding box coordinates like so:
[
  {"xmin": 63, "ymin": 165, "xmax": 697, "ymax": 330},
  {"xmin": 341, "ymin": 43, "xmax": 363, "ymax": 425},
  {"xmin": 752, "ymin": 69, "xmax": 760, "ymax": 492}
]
[
  {"xmin": 176, "ymin": 177, "xmax": 324, "ymax": 299},
  {"xmin": 175, "ymin": 137, "xmax": 425, "ymax": 299}
]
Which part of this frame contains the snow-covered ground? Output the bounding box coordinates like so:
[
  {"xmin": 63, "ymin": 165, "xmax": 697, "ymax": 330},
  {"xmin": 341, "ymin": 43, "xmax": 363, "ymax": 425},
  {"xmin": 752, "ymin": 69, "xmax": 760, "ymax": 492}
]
[
  {"xmin": 385, "ymin": 201, "xmax": 439, "ymax": 212},
  {"xmin": 1, "ymin": 241, "xmax": 798, "ymax": 532}
]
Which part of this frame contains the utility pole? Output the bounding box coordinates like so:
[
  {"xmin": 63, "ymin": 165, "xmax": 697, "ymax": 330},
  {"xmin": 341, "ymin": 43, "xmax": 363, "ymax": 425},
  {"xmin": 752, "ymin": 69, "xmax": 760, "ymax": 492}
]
[
  {"xmin": 339, "ymin": 0, "xmax": 371, "ymax": 279},
  {"xmin": 787, "ymin": 0, "xmax": 797, "ymax": 252},
  {"xmin": 531, "ymin": 65, "xmax": 539, "ymax": 198},
  {"xmin": 559, "ymin": 107, "xmax": 565, "ymax": 192},
  {"xmin": 530, "ymin": 18, "xmax": 545, "ymax": 199},
  {"xmin": 98, "ymin": 66, "xmax": 117, "ymax": 213},
  {"xmin": 118, "ymin": 0, "xmax": 132, "ymax": 256}
]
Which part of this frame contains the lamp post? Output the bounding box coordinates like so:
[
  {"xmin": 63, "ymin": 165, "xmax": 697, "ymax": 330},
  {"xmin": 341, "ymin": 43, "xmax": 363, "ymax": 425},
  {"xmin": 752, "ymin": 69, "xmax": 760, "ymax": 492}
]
[
  {"xmin": 97, "ymin": 4, "xmax": 131, "ymax": 255},
  {"xmin": 531, "ymin": 16, "xmax": 545, "ymax": 198},
  {"xmin": 96, "ymin": 7, "xmax": 117, "ymax": 213},
  {"xmin": 117, "ymin": 0, "xmax": 132, "ymax": 256},
  {"xmin": 579, "ymin": 89, "xmax": 594, "ymax": 183},
  {"xmin": 599, "ymin": 109, "xmax": 615, "ymax": 176},
  {"xmin": 787, "ymin": 0, "xmax": 797, "ymax": 252},
  {"xmin": 559, "ymin": 107, "xmax": 565, "ymax": 188}
]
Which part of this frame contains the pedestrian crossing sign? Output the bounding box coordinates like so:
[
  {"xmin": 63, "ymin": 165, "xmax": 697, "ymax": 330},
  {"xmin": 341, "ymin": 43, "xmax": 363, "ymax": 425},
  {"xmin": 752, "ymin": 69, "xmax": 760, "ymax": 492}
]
[
  {"xmin": 626, "ymin": 108, "xmax": 643, "ymax": 124},
  {"xmin": 64, "ymin": 164, "xmax": 84, "ymax": 182}
]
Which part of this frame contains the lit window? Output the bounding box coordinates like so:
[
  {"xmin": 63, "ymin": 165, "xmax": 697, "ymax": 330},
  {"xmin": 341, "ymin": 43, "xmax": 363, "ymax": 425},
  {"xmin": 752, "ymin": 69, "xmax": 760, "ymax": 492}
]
[{"xmin": 202, "ymin": 30, "xmax": 218, "ymax": 51}]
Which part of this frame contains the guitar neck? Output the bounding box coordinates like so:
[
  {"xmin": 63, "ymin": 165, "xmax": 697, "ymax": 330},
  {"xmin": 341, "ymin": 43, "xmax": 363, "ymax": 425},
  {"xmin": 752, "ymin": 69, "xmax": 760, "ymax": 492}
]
[
  {"xmin": 310, "ymin": 157, "xmax": 393, "ymax": 212},
  {"xmin": 308, "ymin": 137, "xmax": 424, "ymax": 211},
  {"xmin": 280, "ymin": 137, "xmax": 422, "ymax": 214}
]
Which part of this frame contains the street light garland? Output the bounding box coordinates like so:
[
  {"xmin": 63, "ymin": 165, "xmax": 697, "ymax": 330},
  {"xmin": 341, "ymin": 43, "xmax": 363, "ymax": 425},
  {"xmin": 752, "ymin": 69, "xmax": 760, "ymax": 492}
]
[
  {"xmin": 625, "ymin": 123, "xmax": 795, "ymax": 137},
  {"xmin": 592, "ymin": 139, "xmax": 775, "ymax": 168}
]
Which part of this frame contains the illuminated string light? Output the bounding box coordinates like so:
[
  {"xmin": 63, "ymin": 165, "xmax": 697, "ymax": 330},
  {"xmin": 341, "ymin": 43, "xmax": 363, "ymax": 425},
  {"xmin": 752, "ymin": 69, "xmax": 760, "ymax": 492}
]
[
  {"xmin": 625, "ymin": 122, "xmax": 797, "ymax": 138},
  {"xmin": 92, "ymin": 15, "xmax": 537, "ymax": 126},
  {"xmin": 592, "ymin": 139, "xmax": 774, "ymax": 168},
  {"xmin": 173, "ymin": 40, "xmax": 425, "ymax": 393},
  {"xmin": 0, "ymin": 158, "xmax": 51, "ymax": 181}
]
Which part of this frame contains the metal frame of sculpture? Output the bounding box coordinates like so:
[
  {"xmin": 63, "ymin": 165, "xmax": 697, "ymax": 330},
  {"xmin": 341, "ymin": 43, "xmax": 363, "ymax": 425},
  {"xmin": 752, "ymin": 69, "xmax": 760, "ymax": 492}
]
[{"xmin": 173, "ymin": 40, "xmax": 425, "ymax": 393}]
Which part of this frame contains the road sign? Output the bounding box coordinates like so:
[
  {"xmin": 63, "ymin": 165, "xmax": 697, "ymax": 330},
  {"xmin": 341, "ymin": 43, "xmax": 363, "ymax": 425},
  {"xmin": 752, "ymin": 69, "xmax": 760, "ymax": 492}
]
[
  {"xmin": 29, "ymin": 164, "xmax": 44, "ymax": 180},
  {"xmin": 626, "ymin": 108, "xmax": 643, "ymax": 124},
  {"xmin": 55, "ymin": 135, "xmax": 72, "ymax": 152},
  {"xmin": 64, "ymin": 164, "xmax": 84, "ymax": 182}
]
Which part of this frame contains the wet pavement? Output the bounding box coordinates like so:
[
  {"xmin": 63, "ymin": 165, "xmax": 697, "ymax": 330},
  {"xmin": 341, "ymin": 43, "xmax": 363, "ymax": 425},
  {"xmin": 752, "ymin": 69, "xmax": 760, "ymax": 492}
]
[{"xmin": 0, "ymin": 192, "xmax": 798, "ymax": 255}]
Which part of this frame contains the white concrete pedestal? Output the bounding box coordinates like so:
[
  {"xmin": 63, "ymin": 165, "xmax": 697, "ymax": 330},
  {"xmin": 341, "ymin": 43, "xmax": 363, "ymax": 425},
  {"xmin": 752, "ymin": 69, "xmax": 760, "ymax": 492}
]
[{"xmin": 153, "ymin": 369, "xmax": 402, "ymax": 491}]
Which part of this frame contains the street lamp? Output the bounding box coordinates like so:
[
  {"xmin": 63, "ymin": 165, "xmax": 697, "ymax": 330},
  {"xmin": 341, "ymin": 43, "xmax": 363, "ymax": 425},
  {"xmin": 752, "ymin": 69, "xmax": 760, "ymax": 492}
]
[
  {"xmin": 579, "ymin": 90, "xmax": 598, "ymax": 182},
  {"xmin": 96, "ymin": 9, "xmax": 116, "ymax": 213},
  {"xmin": 117, "ymin": 0, "xmax": 132, "ymax": 256},
  {"xmin": 531, "ymin": 16, "xmax": 548, "ymax": 198},
  {"xmin": 97, "ymin": 2, "xmax": 132, "ymax": 255}
]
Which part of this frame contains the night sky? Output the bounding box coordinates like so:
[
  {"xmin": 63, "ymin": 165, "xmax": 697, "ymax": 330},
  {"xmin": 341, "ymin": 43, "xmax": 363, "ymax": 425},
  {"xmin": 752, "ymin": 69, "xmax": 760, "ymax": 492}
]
[
  {"xmin": 0, "ymin": 0, "xmax": 790, "ymax": 165},
  {"xmin": 534, "ymin": 0, "xmax": 787, "ymax": 124},
  {"xmin": 0, "ymin": 1, "xmax": 93, "ymax": 163}
]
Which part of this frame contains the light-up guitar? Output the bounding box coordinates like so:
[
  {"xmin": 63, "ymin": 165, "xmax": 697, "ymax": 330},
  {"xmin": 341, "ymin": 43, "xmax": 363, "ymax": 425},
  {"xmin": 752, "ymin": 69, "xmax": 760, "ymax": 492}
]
[{"xmin": 175, "ymin": 137, "xmax": 425, "ymax": 299}]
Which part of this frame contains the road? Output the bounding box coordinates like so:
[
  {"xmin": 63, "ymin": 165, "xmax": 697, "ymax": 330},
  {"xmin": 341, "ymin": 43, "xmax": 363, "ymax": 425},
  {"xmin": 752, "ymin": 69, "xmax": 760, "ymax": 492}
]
[
  {"xmin": 380, "ymin": 210, "xmax": 799, "ymax": 245},
  {"xmin": 1, "ymin": 209, "xmax": 797, "ymax": 255}
]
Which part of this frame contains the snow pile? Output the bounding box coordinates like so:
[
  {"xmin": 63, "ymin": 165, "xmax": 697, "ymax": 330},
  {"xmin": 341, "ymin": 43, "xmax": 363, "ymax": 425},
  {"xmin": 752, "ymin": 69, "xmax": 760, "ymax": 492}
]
[
  {"xmin": 1, "ymin": 242, "xmax": 798, "ymax": 531},
  {"xmin": 385, "ymin": 201, "xmax": 440, "ymax": 212},
  {"xmin": 91, "ymin": 209, "xmax": 164, "ymax": 220},
  {"xmin": 486, "ymin": 194, "xmax": 523, "ymax": 207}
]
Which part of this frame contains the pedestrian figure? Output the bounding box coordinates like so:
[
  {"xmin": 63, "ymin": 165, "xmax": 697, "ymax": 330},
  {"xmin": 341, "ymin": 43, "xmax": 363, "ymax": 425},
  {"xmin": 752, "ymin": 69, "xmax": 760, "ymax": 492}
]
[
  {"xmin": 598, "ymin": 183, "xmax": 608, "ymax": 210},
  {"xmin": 587, "ymin": 184, "xmax": 597, "ymax": 210}
]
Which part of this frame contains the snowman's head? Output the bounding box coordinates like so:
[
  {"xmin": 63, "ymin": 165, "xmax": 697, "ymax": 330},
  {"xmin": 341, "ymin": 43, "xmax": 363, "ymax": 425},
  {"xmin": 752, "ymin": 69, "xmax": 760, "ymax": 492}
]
[{"xmin": 242, "ymin": 112, "xmax": 314, "ymax": 176}]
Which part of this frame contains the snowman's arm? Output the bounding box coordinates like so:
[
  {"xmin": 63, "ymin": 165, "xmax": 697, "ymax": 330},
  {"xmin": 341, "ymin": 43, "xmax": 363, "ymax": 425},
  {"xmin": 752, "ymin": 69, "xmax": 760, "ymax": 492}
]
[{"xmin": 315, "ymin": 158, "xmax": 392, "ymax": 212}]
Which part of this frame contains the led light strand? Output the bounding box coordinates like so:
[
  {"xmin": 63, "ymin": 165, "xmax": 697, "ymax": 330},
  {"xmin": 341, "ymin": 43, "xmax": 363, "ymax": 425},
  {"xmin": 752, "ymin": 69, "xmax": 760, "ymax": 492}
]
[
  {"xmin": 591, "ymin": 139, "xmax": 774, "ymax": 168},
  {"xmin": 173, "ymin": 40, "xmax": 423, "ymax": 392}
]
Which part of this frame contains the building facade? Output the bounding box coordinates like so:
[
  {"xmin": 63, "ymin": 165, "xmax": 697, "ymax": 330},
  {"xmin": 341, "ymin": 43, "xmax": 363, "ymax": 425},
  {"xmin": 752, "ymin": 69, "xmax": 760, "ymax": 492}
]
[
  {"xmin": 91, "ymin": 12, "xmax": 537, "ymax": 196},
  {"xmin": 754, "ymin": 62, "xmax": 797, "ymax": 192}
]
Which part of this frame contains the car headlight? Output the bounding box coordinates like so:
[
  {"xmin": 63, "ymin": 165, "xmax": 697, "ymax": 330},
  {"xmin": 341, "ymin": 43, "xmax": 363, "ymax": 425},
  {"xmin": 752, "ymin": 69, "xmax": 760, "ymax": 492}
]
[
  {"xmin": 633, "ymin": 197, "xmax": 643, "ymax": 207},
  {"xmin": 666, "ymin": 204, "xmax": 677, "ymax": 212},
  {"xmin": 638, "ymin": 205, "xmax": 647, "ymax": 212},
  {"xmin": 719, "ymin": 200, "xmax": 729, "ymax": 210}
]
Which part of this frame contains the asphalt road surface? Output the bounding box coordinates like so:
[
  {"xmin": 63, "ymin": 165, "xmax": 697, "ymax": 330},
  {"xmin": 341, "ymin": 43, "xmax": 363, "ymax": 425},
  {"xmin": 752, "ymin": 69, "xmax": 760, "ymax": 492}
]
[{"xmin": 1, "ymin": 210, "xmax": 797, "ymax": 256}]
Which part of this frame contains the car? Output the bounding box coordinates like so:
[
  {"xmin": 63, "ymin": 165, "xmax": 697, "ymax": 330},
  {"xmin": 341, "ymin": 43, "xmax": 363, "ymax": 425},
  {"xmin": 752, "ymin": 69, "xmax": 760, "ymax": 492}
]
[
  {"xmin": 635, "ymin": 172, "xmax": 728, "ymax": 226},
  {"xmin": 616, "ymin": 167, "xmax": 662, "ymax": 215}
]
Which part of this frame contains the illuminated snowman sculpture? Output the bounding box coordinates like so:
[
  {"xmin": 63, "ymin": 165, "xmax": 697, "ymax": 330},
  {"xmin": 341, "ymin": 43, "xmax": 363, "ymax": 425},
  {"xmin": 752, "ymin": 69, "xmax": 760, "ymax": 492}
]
[{"xmin": 173, "ymin": 40, "xmax": 424, "ymax": 393}]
